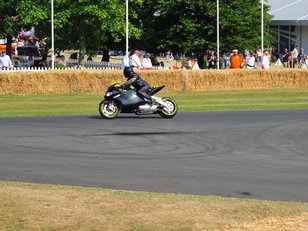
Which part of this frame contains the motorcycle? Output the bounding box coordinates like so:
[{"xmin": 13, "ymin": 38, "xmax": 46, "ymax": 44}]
[{"xmin": 99, "ymin": 81, "xmax": 178, "ymax": 119}]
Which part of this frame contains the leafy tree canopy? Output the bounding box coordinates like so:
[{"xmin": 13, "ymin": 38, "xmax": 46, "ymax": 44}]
[
  {"xmin": 0, "ymin": 0, "xmax": 22, "ymax": 55},
  {"xmin": 1, "ymin": 0, "xmax": 274, "ymax": 60},
  {"xmin": 135, "ymin": 0, "xmax": 273, "ymax": 55},
  {"xmin": 17, "ymin": 0, "xmax": 142, "ymax": 60}
]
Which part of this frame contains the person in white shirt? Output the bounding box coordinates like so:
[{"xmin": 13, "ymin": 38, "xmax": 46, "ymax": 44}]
[
  {"xmin": 142, "ymin": 53, "xmax": 153, "ymax": 68},
  {"xmin": 0, "ymin": 51, "xmax": 13, "ymax": 69},
  {"xmin": 262, "ymin": 51, "xmax": 271, "ymax": 69},
  {"xmin": 304, "ymin": 55, "xmax": 308, "ymax": 69},
  {"xmin": 299, "ymin": 55, "xmax": 308, "ymax": 69},
  {"xmin": 129, "ymin": 50, "xmax": 141, "ymax": 69},
  {"xmin": 245, "ymin": 51, "xmax": 256, "ymax": 69},
  {"xmin": 291, "ymin": 45, "xmax": 299, "ymax": 68},
  {"xmin": 121, "ymin": 51, "xmax": 131, "ymax": 68}
]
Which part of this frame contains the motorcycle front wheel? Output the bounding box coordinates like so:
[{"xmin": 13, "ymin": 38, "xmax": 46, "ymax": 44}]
[
  {"xmin": 158, "ymin": 97, "xmax": 178, "ymax": 118},
  {"xmin": 99, "ymin": 102, "xmax": 119, "ymax": 119}
]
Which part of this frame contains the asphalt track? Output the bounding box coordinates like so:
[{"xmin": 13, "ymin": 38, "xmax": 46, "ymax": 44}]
[{"xmin": 0, "ymin": 110, "xmax": 307, "ymax": 202}]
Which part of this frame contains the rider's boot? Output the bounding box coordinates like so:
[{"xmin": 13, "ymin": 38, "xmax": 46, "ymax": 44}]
[
  {"xmin": 145, "ymin": 98, "xmax": 155, "ymax": 106},
  {"xmin": 150, "ymin": 97, "xmax": 156, "ymax": 106}
]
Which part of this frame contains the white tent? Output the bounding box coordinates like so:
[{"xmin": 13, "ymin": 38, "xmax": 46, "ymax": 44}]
[
  {"xmin": 268, "ymin": 0, "xmax": 308, "ymax": 51},
  {"xmin": 268, "ymin": 0, "xmax": 308, "ymax": 25}
]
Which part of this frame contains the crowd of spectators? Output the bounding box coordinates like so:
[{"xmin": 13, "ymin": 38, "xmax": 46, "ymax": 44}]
[
  {"xmin": 4, "ymin": 41, "xmax": 308, "ymax": 70},
  {"xmin": 280, "ymin": 46, "xmax": 308, "ymax": 69},
  {"xmin": 174, "ymin": 46, "xmax": 308, "ymax": 70},
  {"xmin": 10, "ymin": 36, "xmax": 46, "ymax": 56},
  {"xmin": 122, "ymin": 50, "xmax": 164, "ymax": 69},
  {"xmin": 178, "ymin": 48, "xmax": 273, "ymax": 70},
  {"xmin": 122, "ymin": 49, "xmax": 275, "ymax": 70}
]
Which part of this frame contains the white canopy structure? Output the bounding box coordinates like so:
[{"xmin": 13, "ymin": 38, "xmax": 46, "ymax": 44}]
[
  {"xmin": 268, "ymin": 0, "xmax": 308, "ymax": 52},
  {"xmin": 269, "ymin": 0, "xmax": 308, "ymax": 25}
]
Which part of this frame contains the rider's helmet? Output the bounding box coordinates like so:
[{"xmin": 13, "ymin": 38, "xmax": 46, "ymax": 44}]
[{"xmin": 124, "ymin": 66, "xmax": 134, "ymax": 78}]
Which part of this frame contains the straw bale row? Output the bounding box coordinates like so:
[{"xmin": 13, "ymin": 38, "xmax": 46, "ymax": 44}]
[{"xmin": 1, "ymin": 69, "xmax": 308, "ymax": 95}]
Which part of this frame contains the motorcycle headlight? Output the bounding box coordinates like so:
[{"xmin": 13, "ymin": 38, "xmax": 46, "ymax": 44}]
[{"xmin": 106, "ymin": 92, "xmax": 112, "ymax": 97}]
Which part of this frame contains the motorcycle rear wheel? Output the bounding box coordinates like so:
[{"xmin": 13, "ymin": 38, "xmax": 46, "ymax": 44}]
[
  {"xmin": 158, "ymin": 97, "xmax": 178, "ymax": 118},
  {"xmin": 99, "ymin": 102, "xmax": 119, "ymax": 119}
]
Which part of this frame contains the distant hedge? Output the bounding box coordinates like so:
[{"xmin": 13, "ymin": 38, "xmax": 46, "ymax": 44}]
[{"xmin": 1, "ymin": 69, "xmax": 308, "ymax": 95}]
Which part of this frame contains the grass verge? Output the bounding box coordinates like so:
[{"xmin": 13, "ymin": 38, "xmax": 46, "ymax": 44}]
[
  {"xmin": 1, "ymin": 181, "xmax": 308, "ymax": 231},
  {"xmin": 0, "ymin": 88, "xmax": 308, "ymax": 117}
]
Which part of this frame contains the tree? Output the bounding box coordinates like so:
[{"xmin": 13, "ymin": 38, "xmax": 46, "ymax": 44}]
[
  {"xmin": 0, "ymin": 0, "xmax": 21, "ymax": 56},
  {"xmin": 18, "ymin": 0, "xmax": 142, "ymax": 62},
  {"xmin": 136, "ymin": 0, "xmax": 273, "ymax": 63}
]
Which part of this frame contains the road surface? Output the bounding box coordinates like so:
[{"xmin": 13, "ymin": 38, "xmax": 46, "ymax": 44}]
[{"xmin": 0, "ymin": 110, "xmax": 307, "ymax": 202}]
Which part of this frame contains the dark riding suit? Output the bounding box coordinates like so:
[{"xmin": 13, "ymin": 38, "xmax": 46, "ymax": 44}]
[{"xmin": 122, "ymin": 73, "xmax": 152, "ymax": 102}]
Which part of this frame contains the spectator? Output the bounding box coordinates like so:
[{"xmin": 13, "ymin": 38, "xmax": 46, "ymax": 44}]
[
  {"xmin": 297, "ymin": 48, "xmax": 305, "ymax": 68},
  {"xmin": 56, "ymin": 51, "xmax": 62, "ymax": 59},
  {"xmin": 181, "ymin": 60, "xmax": 188, "ymax": 69},
  {"xmin": 262, "ymin": 51, "xmax": 271, "ymax": 69},
  {"xmin": 129, "ymin": 50, "xmax": 142, "ymax": 69},
  {"xmin": 0, "ymin": 51, "xmax": 13, "ymax": 69},
  {"xmin": 39, "ymin": 39, "xmax": 46, "ymax": 48},
  {"xmin": 207, "ymin": 50, "xmax": 217, "ymax": 69},
  {"xmin": 87, "ymin": 56, "xmax": 93, "ymax": 61},
  {"xmin": 282, "ymin": 48, "xmax": 290, "ymax": 68},
  {"xmin": 121, "ymin": 51, "xmax": 131, "ymax": 68},
  {"xmin": 221, "ymin": 54, "xmax": 229, "ymax": 69},
  {"xmin": 56, "ymin": 55, "xmax": 66, "ymax": 67},
  {"xmin": 245, "ymin": 51, "xmax": 256, "ymax": 69},
  {"xmin": 150, "ymin": 55, "xmax": 160, "ymax": 66},
  {"xmin": 256, "ymin": 47, "xmax": 262, "ymax": 68},
  {"xmin": 187, "ymin": 57, "xmax": 196, "ymax": 69},
  {"xmin": 166, "ymin": 50, "xmax": 174, "ymax": 62},
  {"xmin": 202, "ymin": 50, "xmax": 209, "ymax": 69},
  {"xmin": 69, "ymin": 53, "xmax": 78, "ymax": 60},
  {"xmin": 230, "ymin": 49, "xmax": 243, "ymax": 69},
  {"xmin": 39, "ymin": 55, "xmax": 49, "ymax": 68},
  {"xmin": 18, "ymin": 39, "xmax": 25, "ymax": 47},
  {"xmin": 12, "ymin": 39, "xmax": 18, "ymax": 55},
  {"xmin": 291, "ymin": 45, "xmax": 299, "ymax": 68},
  {"xmin": 142, "ymin": 53, "xmax": 153, "ymax": 68},
  {"xmin": 299, "ymin": 55, "xmax": 308, "ymax": 69},
  {"xmin": 187, "ymin": 57, "xmax": 200, "ymax": 70}
]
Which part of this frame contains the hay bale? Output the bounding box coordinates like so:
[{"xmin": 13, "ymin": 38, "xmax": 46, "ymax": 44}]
[
  {"xmin": 186, "ymin": 69, "xmax": 308, "ymax": 90},
  {"xmin": 135, "ymin": 70, "xmax": 183, "ymax": 90},
  {"xmin": 1, "ymin": 69, "xmax": 308, "ymax": 95}
]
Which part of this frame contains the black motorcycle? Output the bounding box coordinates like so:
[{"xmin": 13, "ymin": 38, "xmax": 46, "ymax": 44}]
[{"xmin": 99, "ymin": 81, "xmax": 178, "ymax": 119}]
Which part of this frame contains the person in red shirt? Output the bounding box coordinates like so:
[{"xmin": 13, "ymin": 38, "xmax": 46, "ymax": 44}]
[{"xmin": 230, "ymin": 49, "xmax": 243, "ymax": 69}]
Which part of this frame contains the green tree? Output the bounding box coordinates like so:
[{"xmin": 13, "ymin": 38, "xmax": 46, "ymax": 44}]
[
  {"xmin": 136, "ymin": 0, "xmax": 273, "ymax": 63},
  {"xmin": 0, "ymin": 0, "xmax": 21, "ymax": 56},
  {"xmin": 18, "ymin": 0, "xmax": 142, "ymax": 62}
]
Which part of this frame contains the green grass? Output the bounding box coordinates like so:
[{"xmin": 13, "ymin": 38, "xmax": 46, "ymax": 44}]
[{"xmin": 0, "ymin": 88, "xmax": 308, "ymax": 117}]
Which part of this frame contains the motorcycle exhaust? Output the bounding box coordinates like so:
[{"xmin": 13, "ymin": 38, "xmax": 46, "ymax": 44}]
[{"xmin": 138, "ymin": 104, "xmax": 158, "ymax": 112}]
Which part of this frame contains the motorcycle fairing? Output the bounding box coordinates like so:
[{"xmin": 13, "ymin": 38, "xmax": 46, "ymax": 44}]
[
  {"xmin": 115, "ymin": 90, "xmax": 146, "ymax": 112},
  {"xmin": 149, "ymin": 85, "xmax": 165, "ymax": 96}
]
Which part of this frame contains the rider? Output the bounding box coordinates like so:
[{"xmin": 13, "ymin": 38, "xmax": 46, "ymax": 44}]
[{"xmin": 121, "ymin": 66, "xmax": 154, "ymax": 105}]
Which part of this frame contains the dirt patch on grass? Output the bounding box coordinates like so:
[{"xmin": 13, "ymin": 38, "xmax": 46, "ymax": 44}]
[
  {"xmin": 1, "ymin": 181, "xmax": 308, "ymax": 230},
  {"xmin": 216, "ymin": 213, "xmax": 308, "ymax": 231}
]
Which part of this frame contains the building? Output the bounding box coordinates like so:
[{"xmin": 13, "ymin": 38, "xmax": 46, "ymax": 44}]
[{"xmin": 268, "ymin": 0, "xmax": 308, "ymax": 53}]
